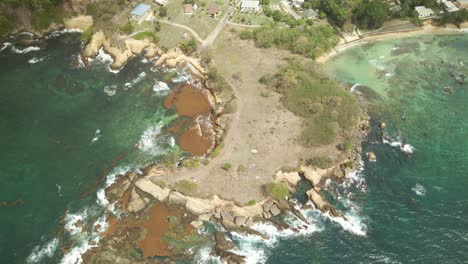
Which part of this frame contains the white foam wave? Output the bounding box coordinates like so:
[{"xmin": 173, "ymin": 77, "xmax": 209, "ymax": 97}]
[
  {"xmin": 327, "ymin": 211, "xmax": 367, "ymax": 236},
  {"xmin": 28, "ymin": 57, "xmax": 45, "ymax": 64},
  {"xmin": 0, "ymin": 42, "xmax": 11, "ymax": 52},
  {"xmin": 382, "ymin": 136, "xmax": 415, "ymax": 154},
  {"xmin": 103, "ymin": 84, "xmax": 117, "ymax": 96},
  {"xmin": 171, "ymin": 70, "xmax": 191, "ymax": 84},
  {"xmin": 124, "ymin": 72, "xmax": 147, "ymax": 89},
  {"xmin": 11, "ymin": 46, "xmax": 40, "ymax": 54},
  {"xmin": 137, "ymin": 122, "xmax": 173, "ymax": 156},
  {"xmin": 153, "ymin": 81, "xmax": 170, "ymax": 96},
  {"xmin": 26, "ymin": 238, "xmax": 59, "ymax": 264},
  {"xmin": 195, "ymin": 247, "xmax": 223, "ymax": 264},
  {"xmin": 412, "ymin": 183, "xmax": 426, "ymax": 196},
  {"xmin": 46, "ymin": 28, "xmax": 83, "ymax": 39}
]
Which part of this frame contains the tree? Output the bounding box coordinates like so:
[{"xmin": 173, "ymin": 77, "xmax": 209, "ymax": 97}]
[
  {"xmin": 239, "ymin": 29, "xmax": 253, "ymax": 39},
  {"xmin": 154, "ymin": 21, "xmax": 161, "ymax": 32},
  {"xmin": 352, "ymin": 0, "xmax": 389, "ymax": 29},
  {"xmin": 159, "ymin": 6, "xmax": 167, "ymax": 17},
  {"xmin": 179, "ymin": 37, "xmax": 197, "ymax": 55},
  {"xmin": 272, "ymin": 10, "xmax": 283, "ymax": 22},
  {"xmin": 260, "ymin": 0, "xmax": 270, "ymax": 5}
]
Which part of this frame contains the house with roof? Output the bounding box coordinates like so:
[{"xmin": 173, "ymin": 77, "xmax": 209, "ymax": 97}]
[
  {"xmin": 292, "ymin": 0, "xmax": 304, "ymax": 8},
  {"xmin": 438, "ymin": 0, "xmax": 460, "ymax": 12},
  {"xmin": 415, "ymin": 6, "xmax": 434, "ymax": 19},
  {"xmin": 131, "ymin": 4, "xmax": 153, "ymax": 23},
  {"xmin": 208, "ymin": 4, "xmax": 221, "ymax": 17},
  {"xmin": 184, "ymin": 4, "xmax": 193, "ymax": 15},
  {"xmin": 241, "ymin": 0, "xmax": 260, "ymax": 12},
  {"xmin": 302, "ymin": 9, "xmax": 318, "ymax": 19}
]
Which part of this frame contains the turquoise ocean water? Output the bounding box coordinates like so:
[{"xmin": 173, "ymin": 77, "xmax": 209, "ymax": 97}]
[
  {"xmin": 2, "ymin": 32, "xmax": 468, "ymax": 264},
  {"xmin": 225, "ymin": 34, "xmax": 468, "ymax": 264},
  {"xmin": 0, "ymin": 33, "xmax": 181, "ymax": 263}
]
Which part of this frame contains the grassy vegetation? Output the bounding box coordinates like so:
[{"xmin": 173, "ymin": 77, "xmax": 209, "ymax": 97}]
[
  {"xmin": 132, "ymin": 31, "xmax": 160, "ymax": 42},
  {"xmin": 265, "ymin": 182, "xmax": 290, "ymax": 200},
  {"xmin": 181, "ymin": 157, "xmax": 201, "ymax": 168},
  {"xmin": 247, "ymin": 200, "xmax": 257, "ymax": 206},
  {"xmin": 81, "ymin": 26, "xmax": 94, "ymax": 43},
  {"xmin": 244, "ymin": 24, "xmax": 339, "ymax": 59},
  {"xmin": 172, "ymin": 180, "xmax": 199, "ymax": 196},
  {"xmin": 306, "ymin": 156, "xmax": 333, "ymax": 169},
  {"xmin": 210, "ymin": 143, "xmax": 223, "ymax": 158},
  {"xmin": 162, "ymin": 216, "xmax": 210, "ymax": 256},
  {"xmin": 32, "ymin": 6, "xmax": 63, "ymax": 30},
  {"xmin": 261, "ymin": 62, "xmax": 361, "ymax": 146},
  {"xmin": 179, "ymin": 37, "xmax": 197, "ymax": 55},
  {"xmin": 222, "ymin": 162, "xmax": 232, "ymax": 171}
]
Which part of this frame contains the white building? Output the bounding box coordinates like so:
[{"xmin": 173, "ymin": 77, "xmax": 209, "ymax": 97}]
[
  {"xmin": 442, "ymin": 1, "xmax": 460, "ymax": 13},
  {"xmin": 292, "ymin": 0, "xmax": 304, "ymax": 8},
  {"xmin": 241, "ymin": 0, "xmax": 261, "ymax": 12},
  {"xmin": 154, "ymin": 0, "xmax": 167, "ymax": 6},
  {"xmin": 415, "ymin": 6, "xmax": 434, "ymax": 19}
]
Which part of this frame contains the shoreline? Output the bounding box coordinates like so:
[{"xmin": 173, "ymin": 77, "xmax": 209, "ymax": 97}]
[{"xmin": 316, "ymin": 24, "xmax": 468, "ymax": 64}]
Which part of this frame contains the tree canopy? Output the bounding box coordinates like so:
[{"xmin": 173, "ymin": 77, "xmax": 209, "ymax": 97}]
[{"xmin": 352, "ymin": 0, "xmax": 389, "ymax": 29}]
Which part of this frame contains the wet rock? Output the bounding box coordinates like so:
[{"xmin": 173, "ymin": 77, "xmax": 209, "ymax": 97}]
[
  {"xmin": 190, "ymin": 220, "xmax": 203, "ymax": 229},
  {"xmin": 443, "ymin": 86, "xmax": 454, "ymax": 94},
  {"xmin": 306, "ymin": 189, "xmax": 340, "ymax": 217},
  {"xmin": 367, "ymin": 152, "xmax": 377, "ymax": 162},
  {"xmin": 214, "ymin": 231, "xmax": 234, "ymax": 251}
]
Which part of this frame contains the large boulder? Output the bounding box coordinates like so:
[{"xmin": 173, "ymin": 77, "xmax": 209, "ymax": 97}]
[
  {"xmin": 184, "ymin": 197, "xmax": 214, "ymax": 215},
  {"xmin": 270, "ymin": 204, "xmax": 281, "ymax": 216},
  {"xmin": 262, "ymin": 200, "xmax": 274, "ymax": 213},
  {"xmin": 135, "ymin": 178, "xmax": 170, "ymax": 202},
  {"xmin": 306, "ymin": 189, "xmax": 340, "ymax": 217},
  {"xmin": 81, "ymin": 31, "xmax": 107, "ymax": 58},
  {"xmin": 301, "ymin": 166, "xmax": 330, "ymax": 186},
  {"xmin": 127, "ymin": 189, "xmax": 148, "ymax": 213},
  {"xmin": 221, "ymin": 211, "xmax": 234, "ymax": 222}
]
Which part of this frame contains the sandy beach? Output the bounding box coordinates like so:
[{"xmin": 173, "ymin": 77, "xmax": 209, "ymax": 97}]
[{"xmin": 316, "ymin": 24, "xmax": 468, "ymax": 63}]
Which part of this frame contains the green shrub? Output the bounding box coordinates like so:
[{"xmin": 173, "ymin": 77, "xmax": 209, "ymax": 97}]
[
  {"xmin": 173, "ymin": 180, "xmax": 199, "ymax": 196},
  {"xmin": 159, "ymin": 6, "xmax": 167, "ymax": 17},
  {"xmin": 133, "ymin": 31, "xmax": 159, "ymax": 42},
  {"xmin": 247, "ymin": 200, "xmax": 257, "ymax": 206},
  {"xmin": 265, "ymin": 182, "xmax": 289, "ymax": 200},
  {"xmin": 0, "ymin": 14, "xmax": 10, "ymax": 35},
  {"xmin": 179, "ymin": 37, "xmax": 197, "ymax": 55},
  {"xmin": 120, "ymin": 21, "xmax": 134, "ymax": 34},
  {"xmin": 181, "ymin": 158, "xmax": 201, "ymax": 169},
  {"xmin": 211, "ymin": 143, "xmax": 223, "ymax": 158},
  {"xmin": 81, "ymin": 26, "xmax": 94, "ymax": 43},
  {"xmin": 33, "ymin": 7, "xmax": 63, "ymax": 30},
  {"xmin": 223, "ymin": 162, "xmax": 232, "ymax": 171},
  {"xmin": 267, "ymin": 62, "xmax": 361, "ymax": 146}
]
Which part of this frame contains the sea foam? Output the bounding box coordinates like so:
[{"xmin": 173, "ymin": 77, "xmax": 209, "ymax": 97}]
[
  {"xmin": 28, "ymin": 57, "xmax": 45, "ymax": 64},
  {"xmin": 382, "ymin": 135, "xmax": 415, "ymax": 154},
  {"xmin": 26, "ymin": 238, "xmax": 59, "ymax": 264},
  {"xmin": 412, "ymin": 183, "xmax": 426, "ymax": 196}
]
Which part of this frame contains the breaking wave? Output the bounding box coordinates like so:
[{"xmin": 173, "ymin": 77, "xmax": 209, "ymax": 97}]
[
  {"xmin": 137, "ymin": 122, "xmax": 174, "ymax": 156},
  {"xmin": 26, "ymin": 238, "xmax": 59, "ymax": 264},
  {"xmin": 382, "ymin": 135, "xmax": 415, "ymax": 154},
  {"xmin": 412, "ymin": 183, "xmax": 426, "ymax": 196},
  {"xmin": 28, "ymin": 57, "xmax": 45, "ymax": 64},
  {"xmin": 11, "ymin": 46, "xmax": 40, "ymax": 54},
  {"xmin": 124, "ymin": 72, "xmax": 147, "ymax": 89},
  {"xmin": 153, "ymin": 81, "xmax": 170, "ymax": 96}
]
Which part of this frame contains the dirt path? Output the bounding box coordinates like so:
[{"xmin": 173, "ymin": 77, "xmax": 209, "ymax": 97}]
[
  {"xmin": 158, "ymin": 20, "xmax": 204, "ymax": 43},
  {"xmin": 153, "ymin": 28, "xmax": 342, "ymax": 204},
  {"xmin": 280, "ymin": 0, "xmax": 300, "ymax": 20}
]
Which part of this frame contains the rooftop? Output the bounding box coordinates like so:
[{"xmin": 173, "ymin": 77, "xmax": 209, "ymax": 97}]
[
  {"xmin": 208, "ymin": 5, "xmax": 221, "ymax": 14},
  {"xmin": 303, "ymin": 9, "xmax": 318, "ymax": 18},
  {"xmin": 415, "ymin": 6, "xmax": 434, "ymax": 15},
  {"xmin": 241, "ymin": 0, "xmax": 260, "ymax": 8},
  {"xmin": 131, "ymin": 3, "xmax": 151, "ymax": 17}
]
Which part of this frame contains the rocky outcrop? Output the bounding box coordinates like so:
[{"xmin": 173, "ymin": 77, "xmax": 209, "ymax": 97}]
[
  {"xmin": 155, "ymin": 48, "xmax": 206, "ymax": 76},
  {"xmin": 213, "ymin": 231, "xmax": 246, "ymax": 264},
  {"xmin": 367, "ymin": 152, "xmax": 377, "ymax": 162},
  {"xmin": 301, "ymin": 166, "xmax": 332, "ymax": 187},
  {"xmin": 275, "ymin": 170, "xmax": 301, "ymax": 190},
  {"xmin": 306, "ymin": 188, "xmax": 340, "ymax": 217},
  {"xmin": 64, "ymin": 16, "xmax": 93, "ymax": 31},
  {"xmin": 135, "ymin": 179, "xmax": 170, "ymax": 202},
  {"xmin": 127, "ymin": 189, "xmax": 149, "ymax": 213},
  {"xmin": 261, "ymin": 200, "xmax": 283, "ymax": 219},
  {"xmin": 81, "ymin": 31, "xmax": 162, "ymax": 70}
]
